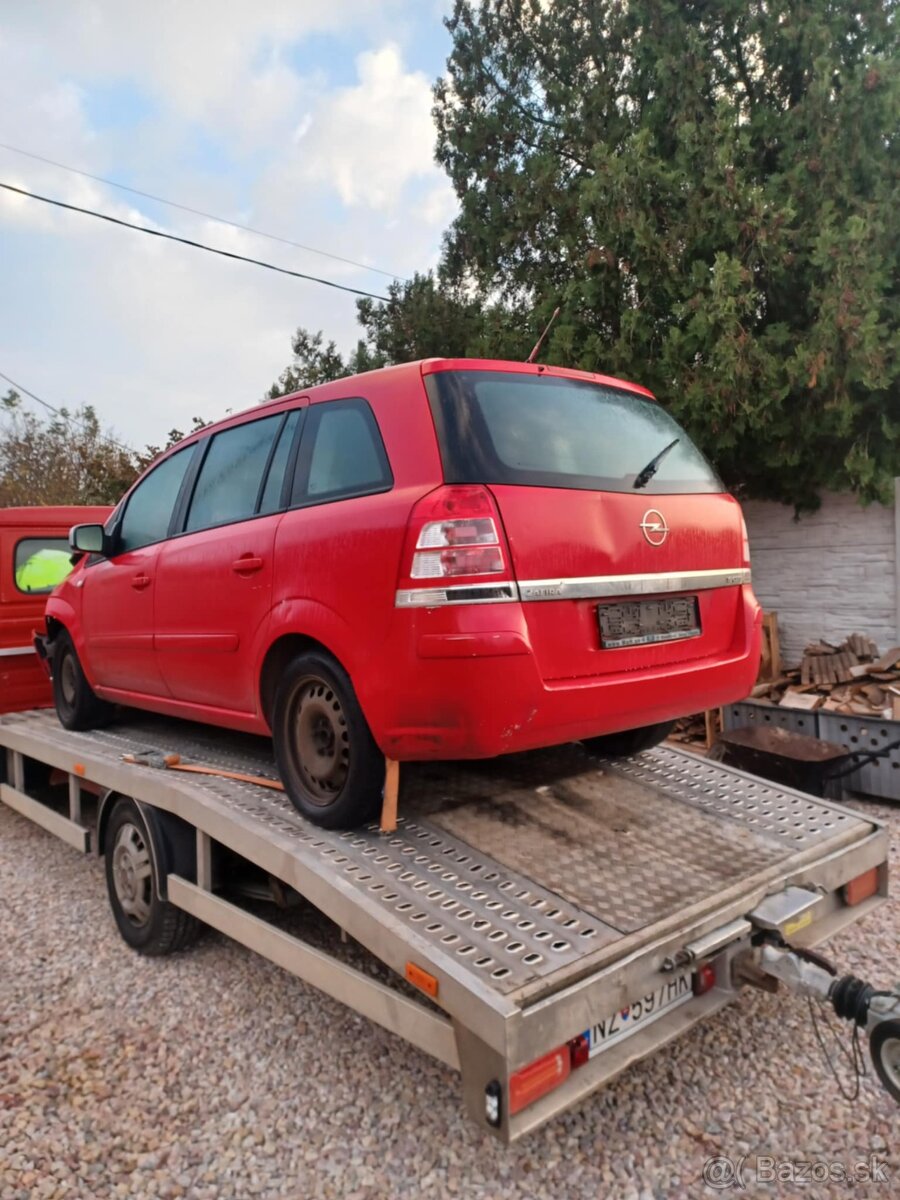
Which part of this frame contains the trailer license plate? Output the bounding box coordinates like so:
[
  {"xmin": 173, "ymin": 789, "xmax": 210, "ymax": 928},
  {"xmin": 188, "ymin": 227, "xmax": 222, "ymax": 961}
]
[
  {"xmin": 597, "ymin": 597, "xmax": 700, "ymax": 648},
  {"xmin": 586, "ymin": 973, "xmax": 693, "ymax": 1057}
]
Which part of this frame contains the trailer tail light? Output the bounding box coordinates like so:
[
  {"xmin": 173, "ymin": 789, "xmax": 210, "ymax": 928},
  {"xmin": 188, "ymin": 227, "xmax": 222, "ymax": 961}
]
[
  {"xmin": 400, "ymin": 486, "xmax": 513, "ymax": 585},
  {"xmin": 568, "ymin": 1032, "xmax": 590, "ymax": 1069},
  {"xmin": 508, "ymin": 1044, "xmax": 571, "ymax": 1116},
  {"xmin": 843, "ymin": 868, "xmax": 878, "ymax": 907},
  {"xmin": 693, "ymin": 961, "xmax": 717, "ymax": 996}
]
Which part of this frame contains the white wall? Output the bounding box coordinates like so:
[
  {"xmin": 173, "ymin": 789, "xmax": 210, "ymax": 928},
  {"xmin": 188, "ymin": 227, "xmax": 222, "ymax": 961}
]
[{"xmin": 742, "ymin": 482, "xmax": 899, "ymax": 667}]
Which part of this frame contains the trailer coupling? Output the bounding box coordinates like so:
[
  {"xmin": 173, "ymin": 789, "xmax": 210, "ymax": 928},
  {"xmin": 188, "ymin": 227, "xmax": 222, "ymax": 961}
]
[{"xmin": 752, "ymin": 940, "xmax": 900, "ymax": 1104}]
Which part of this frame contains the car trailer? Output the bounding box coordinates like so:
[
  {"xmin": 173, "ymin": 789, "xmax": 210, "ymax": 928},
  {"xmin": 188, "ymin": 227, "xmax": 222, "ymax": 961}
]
[{"xmin": 1, "ymin": 708, "xmax": 898, "ymax": 1140}]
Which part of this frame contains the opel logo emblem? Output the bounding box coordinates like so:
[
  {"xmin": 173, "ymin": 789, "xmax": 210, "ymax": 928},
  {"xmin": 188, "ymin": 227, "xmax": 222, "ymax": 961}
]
[{"xmin": 640, "ymin": 509, "xmax": 669, "ymax": 546}]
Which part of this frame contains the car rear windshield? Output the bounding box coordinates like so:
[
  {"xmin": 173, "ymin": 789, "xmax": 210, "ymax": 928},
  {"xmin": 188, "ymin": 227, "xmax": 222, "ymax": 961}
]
[{"xmin": 425, "ymin": 370, "xmax": 723, "ymax": 494}]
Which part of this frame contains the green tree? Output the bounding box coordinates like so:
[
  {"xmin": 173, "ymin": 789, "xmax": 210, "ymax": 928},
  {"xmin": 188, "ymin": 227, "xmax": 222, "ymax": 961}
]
[
  {"xmin": 428, "ymin": 0, "xmax": 899, "ymax": 507},
  {"xmin": 268, "ymin": 275, "xmax": 538, "ymax": 401},
  {"xmin": 0, "ymin": 390, "xmax": 141, "ymax": 507}
]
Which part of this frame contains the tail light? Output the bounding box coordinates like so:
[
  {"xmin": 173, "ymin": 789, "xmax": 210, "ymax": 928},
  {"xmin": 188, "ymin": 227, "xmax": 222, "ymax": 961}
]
[
  {"xmin": 508, "ymin": 1044, "xmax": 571, "ymax": 1115},
  {"xmin": 693, "ymin": 961, "xmax": 717, "ymax": 996},
  {"xmin": 400, "ymin": 486, "xmax": 513, "ymax": 586}
]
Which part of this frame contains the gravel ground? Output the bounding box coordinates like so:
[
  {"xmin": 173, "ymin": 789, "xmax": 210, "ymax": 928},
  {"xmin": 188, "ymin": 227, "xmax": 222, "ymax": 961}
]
[{"xmin": 1, "ymin": 794, "xmax": 897, "ymax": 1200}]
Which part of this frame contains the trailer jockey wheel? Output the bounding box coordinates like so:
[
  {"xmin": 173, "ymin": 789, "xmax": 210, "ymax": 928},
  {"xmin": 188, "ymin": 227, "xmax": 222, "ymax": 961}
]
[
  {"xmin": 870, "ymin": 1020, "xmax": 900, "ymax": 1103},
  {"xmin": 104, "ymin": 796, "xmax": 200, "ymax": 956}
]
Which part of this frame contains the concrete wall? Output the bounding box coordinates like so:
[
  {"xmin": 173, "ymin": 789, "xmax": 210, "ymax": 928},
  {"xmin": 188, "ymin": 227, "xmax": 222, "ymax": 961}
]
[{"xmin": 742, "ymin": 482, "xmax": 899, "ymax": 667}]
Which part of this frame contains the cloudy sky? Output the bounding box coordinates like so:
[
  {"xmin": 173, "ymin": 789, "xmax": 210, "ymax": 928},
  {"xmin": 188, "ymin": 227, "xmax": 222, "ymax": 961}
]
[{"xmin": 0, "ymin": 0, "xmax": 456, "ymax": 450}]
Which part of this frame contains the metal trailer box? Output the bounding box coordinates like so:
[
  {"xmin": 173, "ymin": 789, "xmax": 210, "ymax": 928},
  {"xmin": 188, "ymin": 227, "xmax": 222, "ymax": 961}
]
[
  {"xmin": 724, "ymin": 699, "xmax": 820, "ymax": 738},
  {"xmin": 817, "ymin": 710, "xmax": 900, "ymax": 801}
]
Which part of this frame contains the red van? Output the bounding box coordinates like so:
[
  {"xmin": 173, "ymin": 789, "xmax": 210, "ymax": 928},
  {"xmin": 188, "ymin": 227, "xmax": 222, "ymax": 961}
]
[
  {"xmin": 41, "ymin": 360, "xmax": 761, "ymax": 826},
  {"xmin": 2, "ymin": 506, "xmax": 111, "ymax": 714}
]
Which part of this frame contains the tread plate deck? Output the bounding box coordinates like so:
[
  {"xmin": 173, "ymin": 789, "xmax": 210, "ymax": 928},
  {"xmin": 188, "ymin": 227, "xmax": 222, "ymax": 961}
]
[{"xmin": 0, "ymin": 711, "xmax": 874, "ymax": 1001}]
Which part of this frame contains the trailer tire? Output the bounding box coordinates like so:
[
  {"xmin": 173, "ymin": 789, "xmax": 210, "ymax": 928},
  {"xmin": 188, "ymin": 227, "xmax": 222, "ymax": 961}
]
[
  {"xmin": 870, "ymin": 1018, "xmax": 900, "ymax": 1103},
  {"xmin": 272, "ymin": 651, "xmax": 383, "ymax": 829},
  {"xmin": 582, "ymin": 720, "xmax": 676, "ymax": 758},
  {"xmin": 104, "ymin": 797, "xmax": 200, "ymax": 955},
  {"xmin": 52, "ymin": 630, "xmax": 113, "ymax": 731}
]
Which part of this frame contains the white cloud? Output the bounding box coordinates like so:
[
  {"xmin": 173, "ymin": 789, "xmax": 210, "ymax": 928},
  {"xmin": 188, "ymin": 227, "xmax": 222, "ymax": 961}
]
[
  {"xmin": 0, "ymin": 3, "xmax": 458, "ymax": 453},
  {"xmin": 297, "ymin": 44, "xmax": 445, "ymax": 211}
]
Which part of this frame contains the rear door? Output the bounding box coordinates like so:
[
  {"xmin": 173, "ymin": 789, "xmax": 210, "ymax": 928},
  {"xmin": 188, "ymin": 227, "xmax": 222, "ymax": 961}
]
[
  {"xmin": 425, "ymin": 368, "xmax": 747, "ymax": 682},
  {"xmin": 154, "ymin": 406, "xmax": 304, "ymax": 711}
]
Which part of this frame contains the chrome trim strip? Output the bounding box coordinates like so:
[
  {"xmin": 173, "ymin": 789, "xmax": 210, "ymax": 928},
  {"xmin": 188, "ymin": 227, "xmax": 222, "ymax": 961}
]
[
  {"xmin": 396, "ymin": 568, "xmax": 749, "ymax": 608},
  {"xmin": 0, "ymin": 645, "xmax": 36, "ymax": 658},
  {"xmin": 518, "ymin": 568, "xmax": 750, "ymax": 602},
  {"xmin": 395, "ymin": 583, "xmax": 519, "ymax": 608}
]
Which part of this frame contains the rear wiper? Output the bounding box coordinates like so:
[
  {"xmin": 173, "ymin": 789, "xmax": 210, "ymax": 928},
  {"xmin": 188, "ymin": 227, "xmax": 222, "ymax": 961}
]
[{"xmin": 633, "ymin": 438, "xmax": 679, "ymax": 489}]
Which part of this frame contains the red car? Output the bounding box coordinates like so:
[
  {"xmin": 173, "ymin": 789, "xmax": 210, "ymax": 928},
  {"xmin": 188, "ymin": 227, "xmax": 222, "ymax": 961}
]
[
  {"xmin": 1, "ymin": 505, "xmax": 111, "ymax": 714},
  {"xmin": 41, "ymin": 359, "xmax": 761, "ymax": 827}
]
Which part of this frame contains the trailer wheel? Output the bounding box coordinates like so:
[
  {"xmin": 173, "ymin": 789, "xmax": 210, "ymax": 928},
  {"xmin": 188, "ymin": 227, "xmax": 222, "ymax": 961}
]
[
  {"xmin": 582, "ymin": 720, "xmax": 676, "ymax": 758},
  {"xmin": 52, "ymin": 630, "xmax": 113, "ymax": 730},
  {"xmin": 272, "ymin": 651, "xmax": 383, "ymax": 829},
  {"xmin": 870, "ymin": 1019, "xmax": 900, "ymax": 1103},
  {"xmin": 104, "ymin": 797, "xmax": 200, "ymax": 955}
]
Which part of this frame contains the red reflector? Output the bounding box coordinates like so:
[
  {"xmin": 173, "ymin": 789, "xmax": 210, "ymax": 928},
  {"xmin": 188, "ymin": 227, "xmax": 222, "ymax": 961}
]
[
  {"xmin": 509, "ymin": 1045, "xmax": 571, "ymax": 1115},
  {"xmin": 568, "ymin": 1033, "xmax": 590, "ymax": 1069},
  {"xmin": 843, "ymin": 868, "xmax": 878, "ymax": 906},
  {"xmin": 693, "ymin": 961, "xmax": 716, "ymax": 996}
]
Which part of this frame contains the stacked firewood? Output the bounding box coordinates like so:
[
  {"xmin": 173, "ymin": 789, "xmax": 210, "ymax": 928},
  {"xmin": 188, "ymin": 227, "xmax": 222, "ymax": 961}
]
[{"xmin": 752, "ymin": 635, "xmax": 900, "ymax": 719}]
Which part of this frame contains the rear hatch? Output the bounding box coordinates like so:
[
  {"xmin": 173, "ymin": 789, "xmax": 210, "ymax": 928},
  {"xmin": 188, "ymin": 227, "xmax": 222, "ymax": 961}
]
[{"xmin": 424, "ymin": 365, "xmax": 748, "ymax": 682}]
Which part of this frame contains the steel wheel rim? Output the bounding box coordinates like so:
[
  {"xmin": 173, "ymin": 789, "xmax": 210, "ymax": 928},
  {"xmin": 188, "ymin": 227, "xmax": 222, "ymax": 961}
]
[
  {"xmin": 882, "ymin": 1036, "xmax": 900, "ymax": 1091},
  {"xmin": 112, "ymin": 822, "xmax": 153, "ymax": 926},
  {"xmin": 289, "ymin": 676, "xmax": 350, "ymax": 806},
  {"xmin": 60, "ymin": 653, "xmax": 78, "ymax": 708}
]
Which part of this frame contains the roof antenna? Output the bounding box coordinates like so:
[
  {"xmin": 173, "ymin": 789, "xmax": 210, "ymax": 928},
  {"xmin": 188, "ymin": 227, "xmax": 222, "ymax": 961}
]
[{"xmin": 526, "ymin": 306, "xmax": 560, "ymax": 364}]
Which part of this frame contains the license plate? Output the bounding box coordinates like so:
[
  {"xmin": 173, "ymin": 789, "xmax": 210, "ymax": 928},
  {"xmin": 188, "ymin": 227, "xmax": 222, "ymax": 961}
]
[
  {"xmin": 586, "ymin": 973, "xmax": 693, "ymax": 1057},
  {"xmin": 598, "ymin": 596, "xmax": 701, "ymax": 648}
]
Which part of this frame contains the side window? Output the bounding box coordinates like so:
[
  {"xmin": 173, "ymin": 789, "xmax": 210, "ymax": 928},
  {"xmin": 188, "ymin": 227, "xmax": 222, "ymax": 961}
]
[
  {"xmin": 301, "ymin": 400, "xmax": 392, "ymax": 502},
  {"xmin": 185, "ymin": 415, "xmax": 282, "ymax": 533},
  {"xmin": 119, "ymin": 445, "xmax": 195, "ymax": 553},
  {"xmin": 14, "ymin": 538, "xmax": 73, "ymax": 594},
  {"xmin": 259, "ymin": 409, "xmax": 302, "ymax": 515}
]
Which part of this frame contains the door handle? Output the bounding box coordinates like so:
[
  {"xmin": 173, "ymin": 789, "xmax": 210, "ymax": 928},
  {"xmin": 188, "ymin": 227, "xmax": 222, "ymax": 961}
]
[
  {"xmin": 131, "ymin": 574, "xmax": 151, "ymax": 591},
  {"xmin": 232, "ymin": 556, "xmax": 263, "ymax": 574}
]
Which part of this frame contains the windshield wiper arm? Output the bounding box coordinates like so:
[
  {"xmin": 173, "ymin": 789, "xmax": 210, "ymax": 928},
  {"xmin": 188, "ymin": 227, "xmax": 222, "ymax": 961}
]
[{"xmin": 633, "ymin": 438, "xmax": 680, "ymax": 489}]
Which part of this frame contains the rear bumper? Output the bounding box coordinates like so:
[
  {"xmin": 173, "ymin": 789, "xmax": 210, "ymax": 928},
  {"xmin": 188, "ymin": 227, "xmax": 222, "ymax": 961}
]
[{"xmin": 373, "ymin": 585, "xmax": 762, "ymax": 760}]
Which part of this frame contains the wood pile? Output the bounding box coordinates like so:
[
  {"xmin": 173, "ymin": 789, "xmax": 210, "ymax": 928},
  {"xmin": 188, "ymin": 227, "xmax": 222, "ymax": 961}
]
[{"xmin": 753, "ymin": 635, "xmax": 900, "ymax": 719}]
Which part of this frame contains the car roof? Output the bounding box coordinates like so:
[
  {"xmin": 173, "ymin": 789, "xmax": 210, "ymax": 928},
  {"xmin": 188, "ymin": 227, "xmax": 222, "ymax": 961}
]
[
  {"xmin": 0, "ymin": 505, "xmax": 113, "ymax": 529},
  {"xmin": 181, "ymin": 357, "xmax": 656, "ymax": 449}
]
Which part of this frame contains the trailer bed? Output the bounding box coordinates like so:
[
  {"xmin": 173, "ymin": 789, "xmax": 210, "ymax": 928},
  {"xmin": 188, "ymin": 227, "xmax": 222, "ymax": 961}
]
[{"xmin": 0, "ymin": 708, "xmax": 887, "ymax": 1140}]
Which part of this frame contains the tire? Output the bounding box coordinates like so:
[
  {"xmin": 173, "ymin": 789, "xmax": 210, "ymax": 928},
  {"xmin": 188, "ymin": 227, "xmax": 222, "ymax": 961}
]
[
  {"xmin": 870, "ymin": 1019, "xmax": 900, "ymax": 1103},
  {"xmin": 582, "ymin": 720, "xmax": 676, "ymax": 758},
  {"xmin": 104, "ymin": 796, "xmax": 201, "ymax": 955},
  {"xmin": 272, "ymin": 651, "xmax": 383, "ymax": 829},
  {"xmin": 52, "ymin": 630, "xmax": 113, "ymax": 731}
]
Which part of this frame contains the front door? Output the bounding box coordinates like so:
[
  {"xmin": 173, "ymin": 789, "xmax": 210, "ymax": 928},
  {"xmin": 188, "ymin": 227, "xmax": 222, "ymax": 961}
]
[
  {"xmin": 79, "ymin": 442, "xmax": 197, "ymax": 699},
  {"xmin": 153, "ymin": 407, "xmax": 302, "ymax": 714},
  {"xmin": 80, "ymin": 545, "xmax": 166, "ymax": 695}
]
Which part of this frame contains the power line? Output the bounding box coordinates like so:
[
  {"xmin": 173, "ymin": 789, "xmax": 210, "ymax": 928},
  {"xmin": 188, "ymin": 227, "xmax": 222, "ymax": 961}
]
[
  {"xmin": 0, "ymin": 139, "xmax": 408, "ymax": 282},
  {"xmin": 0, "ymin": 181, "xmax": 393, "ymax": 302},
  {"xmin": 0, "ymin": 367, "xmax": 136, "ymax": 456}
]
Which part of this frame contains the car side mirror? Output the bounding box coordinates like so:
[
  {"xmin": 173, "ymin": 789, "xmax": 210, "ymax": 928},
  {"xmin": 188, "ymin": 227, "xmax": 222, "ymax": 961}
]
[{"xmin": 69, "ymin": 523, "xmax": 108, "ymax": 556}]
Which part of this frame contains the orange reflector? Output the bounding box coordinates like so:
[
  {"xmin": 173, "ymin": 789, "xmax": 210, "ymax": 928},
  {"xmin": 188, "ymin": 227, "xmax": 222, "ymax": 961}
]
[
  {"xmin": 843, "ymin": 867, "xmax": 878, "ymax": 907},
  {"xmin": 509, "ymin": 1045, "xmax": 571, "ymax": 1115},
  {"xmin": 405, "ymin": 962, "xmax": 439, "ymax": 999},
  {"xmin": 73, "ymin": 763, "xmax": 86, "ymax": 777}
]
